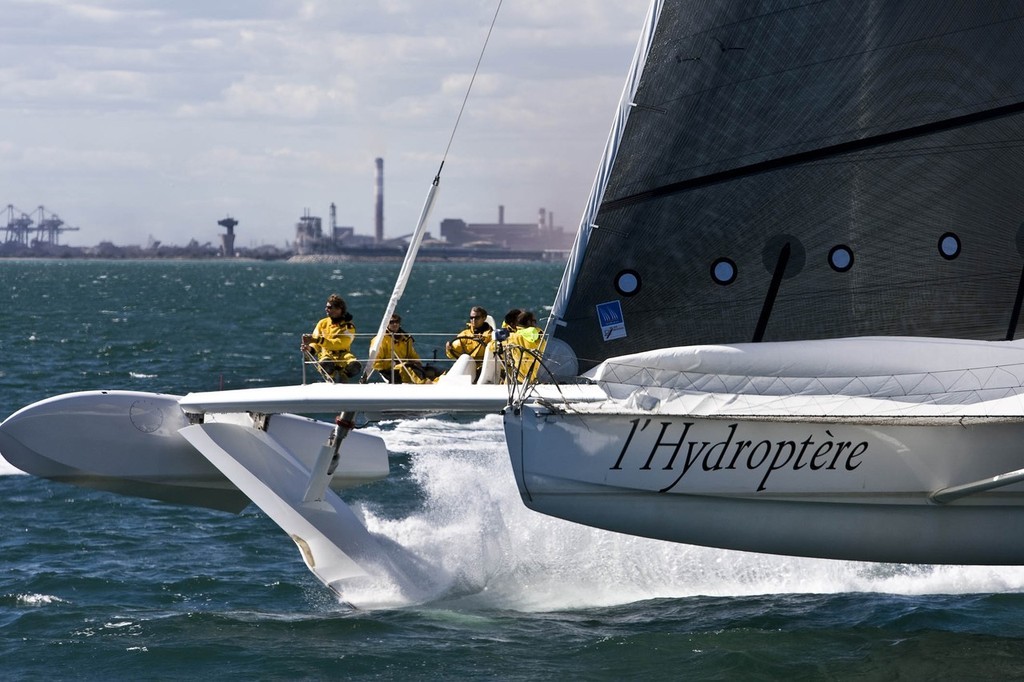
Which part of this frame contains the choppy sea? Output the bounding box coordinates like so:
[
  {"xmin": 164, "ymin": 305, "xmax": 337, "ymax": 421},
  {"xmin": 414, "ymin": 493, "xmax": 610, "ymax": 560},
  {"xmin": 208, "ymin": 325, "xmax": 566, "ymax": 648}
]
[{"xmin": 3, "ymin": 258, "xmax": 1024, "ymax": 680}]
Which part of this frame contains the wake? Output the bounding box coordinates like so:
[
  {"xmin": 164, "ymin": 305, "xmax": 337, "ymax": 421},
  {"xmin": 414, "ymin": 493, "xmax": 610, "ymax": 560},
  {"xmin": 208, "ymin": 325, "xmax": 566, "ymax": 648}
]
[{"xmin": 339, "ymin": 414, "xmax": 1024, "ymax": 611}]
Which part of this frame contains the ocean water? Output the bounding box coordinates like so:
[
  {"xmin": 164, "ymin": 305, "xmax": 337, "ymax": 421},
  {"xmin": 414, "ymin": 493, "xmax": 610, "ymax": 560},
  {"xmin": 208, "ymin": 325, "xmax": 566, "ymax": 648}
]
[{"xmin": 4, "ymin": 259, "xmax": 1024, "ymax": 680}]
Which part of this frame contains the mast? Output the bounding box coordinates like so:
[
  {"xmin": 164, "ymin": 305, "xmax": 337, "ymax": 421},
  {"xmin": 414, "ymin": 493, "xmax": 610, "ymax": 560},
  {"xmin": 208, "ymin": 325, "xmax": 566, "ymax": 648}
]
[{"xmin": 362, "ymin": 1, "xmax": 504, "ymax": 381}]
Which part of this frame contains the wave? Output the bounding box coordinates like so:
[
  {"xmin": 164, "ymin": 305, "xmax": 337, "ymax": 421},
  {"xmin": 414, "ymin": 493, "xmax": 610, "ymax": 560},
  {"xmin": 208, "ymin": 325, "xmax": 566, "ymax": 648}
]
[{"xmin": 324, "ymin": 415, "xmax": 1024, "ymax": 611}]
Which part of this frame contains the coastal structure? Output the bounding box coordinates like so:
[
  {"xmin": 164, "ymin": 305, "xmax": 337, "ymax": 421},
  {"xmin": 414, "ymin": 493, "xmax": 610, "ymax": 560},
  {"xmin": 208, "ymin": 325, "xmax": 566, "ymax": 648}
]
[
  {"xmin": 217, "ymin": 216, "xmax": 238, "ymax": 257},
  {"xmin": 375, "ymin": 157, "xmax": 384, "ymax": 243},
  {"xmin": 1, "ymin": 205, "xmax": 79, "ymax": 246},
  {"xmin": 438, "ymin": 206, "xmax": 572, "ymax": 251},
  {"xmin": 291, "ymin": 159, "xmax": 572, "ymax": 260}
]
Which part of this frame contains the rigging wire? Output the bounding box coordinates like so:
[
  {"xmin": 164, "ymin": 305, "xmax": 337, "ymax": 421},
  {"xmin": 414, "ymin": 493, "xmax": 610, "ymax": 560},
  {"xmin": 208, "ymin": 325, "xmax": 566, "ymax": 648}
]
[{"xmin": 435, "ymin": 0, "xmax": 504, "ymax": 181}]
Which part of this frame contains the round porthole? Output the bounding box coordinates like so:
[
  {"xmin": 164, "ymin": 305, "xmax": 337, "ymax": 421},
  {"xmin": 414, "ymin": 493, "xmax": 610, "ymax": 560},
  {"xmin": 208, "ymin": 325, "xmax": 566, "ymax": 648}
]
[
  {"xmin": 711, "ymin": 257, "xmax": 737, "ymax": 285},
  {"xmin": 614, "ymin": 269, "xmax": 641, "ymax": 296},
  {"xmin": 938, "ymin": 232, "xmax": 961, "ymax": 260},
  {"xmin": 828, "ymin": 245, "xmax": 854, "ymax": 272}
]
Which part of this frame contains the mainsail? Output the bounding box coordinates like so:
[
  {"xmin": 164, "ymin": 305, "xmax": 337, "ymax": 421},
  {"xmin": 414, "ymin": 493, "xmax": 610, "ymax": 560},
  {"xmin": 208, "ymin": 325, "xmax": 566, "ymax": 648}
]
[{"xmin": 550, "ymin": 0, "xmax": 1024, "ymax": 372}]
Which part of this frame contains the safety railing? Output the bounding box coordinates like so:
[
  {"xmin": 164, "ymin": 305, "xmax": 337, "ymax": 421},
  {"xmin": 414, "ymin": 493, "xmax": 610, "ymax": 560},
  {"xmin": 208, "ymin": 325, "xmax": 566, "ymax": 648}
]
[
  {"xmin": 300, "ymin": 331, "xmax": 497, "ymax": 385},
  {"xmin": 299, "ymin": 330, "xmax": 551, "ymax": 392}
]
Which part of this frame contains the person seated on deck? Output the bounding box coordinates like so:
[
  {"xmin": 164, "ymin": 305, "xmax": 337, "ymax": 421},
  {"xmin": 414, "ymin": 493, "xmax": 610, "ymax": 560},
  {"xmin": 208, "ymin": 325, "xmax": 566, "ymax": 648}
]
[
  {"xmin": 300, "ymin": 294, "xmax": 362, "ymax": 382},
  {"xmin": 501, "ymin": 310, "xmax": 545, "ymax": 384},
  {"xmin": 502, "ymin": 308, "xmax": 522, "ymax": 333},
  {"xmin": 370, "ymin": 314, "xmax": 437, "ymax": 384},
  {"xmin": 489, "ymin": 308, "xmax": 522, "ymax": 382},
  {"xmin": 445, "ymin": 305, "xmax": 493, "ymax": 378}
]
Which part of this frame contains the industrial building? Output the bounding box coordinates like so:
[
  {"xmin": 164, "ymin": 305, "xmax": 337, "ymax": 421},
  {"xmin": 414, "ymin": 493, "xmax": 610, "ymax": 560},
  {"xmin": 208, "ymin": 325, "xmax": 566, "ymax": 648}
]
[{"xmin": 291, "ymin": 158, "xmax": 573, "ymax": 260}]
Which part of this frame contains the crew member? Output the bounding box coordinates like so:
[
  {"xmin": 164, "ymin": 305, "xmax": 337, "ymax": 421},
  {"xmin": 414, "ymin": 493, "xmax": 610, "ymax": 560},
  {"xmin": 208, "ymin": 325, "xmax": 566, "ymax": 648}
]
[
  {"xmin": 371, "ymin": 314, "xmax": 427, "ymax": 384},
  {"xmin": 445, "ymin": 306, "xmax": 493, "ymax": 369},
  {"xmin": 301, "ymin": 294, "xmax": 361, "ymax": 382},
  {"xmin": 503, "ymin": 310, "xmax": 544, "ymax": 383},
  {"xmin": 502, "ymin": 308, "xmax": 522, "ymax": 332}
]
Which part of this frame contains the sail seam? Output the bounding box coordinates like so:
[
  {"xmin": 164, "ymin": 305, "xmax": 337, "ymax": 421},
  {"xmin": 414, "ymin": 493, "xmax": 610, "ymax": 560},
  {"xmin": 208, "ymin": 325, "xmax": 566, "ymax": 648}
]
[{"xmin": 601, "ymin": 98, "xmax": 1024, "ymax": 212}]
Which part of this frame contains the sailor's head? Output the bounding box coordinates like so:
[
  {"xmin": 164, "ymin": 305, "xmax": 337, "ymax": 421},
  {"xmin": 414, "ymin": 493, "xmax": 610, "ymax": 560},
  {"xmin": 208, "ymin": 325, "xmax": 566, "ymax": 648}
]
[
  {"xmin": 504, "ymin": 308, "xmax": 522, "ymax": 330},
  {"xmin": 326, "ymin": 294, "xmax": 347, "ymax": 317},
  {"xmin": 388, "ymin": 314, "xmax": 401, "ymax": 329},
  {"xmin": 469, "ymin": 306, "xmax": 488, "ymax": 328},
  {"xmin": 516, "ymin": 310, "xmax": 537, "ymax": 328}
]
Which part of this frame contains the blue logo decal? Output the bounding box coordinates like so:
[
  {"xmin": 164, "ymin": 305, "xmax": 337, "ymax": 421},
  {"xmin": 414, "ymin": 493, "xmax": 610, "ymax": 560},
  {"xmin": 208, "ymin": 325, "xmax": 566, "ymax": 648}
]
[{"xmin": 596, "ymin": 301, "xmax": 627, "ymax": 341}]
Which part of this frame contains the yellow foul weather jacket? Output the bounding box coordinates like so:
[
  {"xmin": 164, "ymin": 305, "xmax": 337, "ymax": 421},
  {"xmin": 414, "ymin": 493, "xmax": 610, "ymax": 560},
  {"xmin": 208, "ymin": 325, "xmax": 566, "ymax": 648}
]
[
  {"xmin": 310, "ymin": 317, "xmax": 357, "ymax": 364},
  {"xmin": 371, "ymin": 332, "xmax": 419, "ymax": 371},
  {"xmin": 446, "ymin": 323, "xmax": 493, "ymax": 362},
  {"xmin": 504, "ymin": 325, "xmax": 544, "ymax": 383}
]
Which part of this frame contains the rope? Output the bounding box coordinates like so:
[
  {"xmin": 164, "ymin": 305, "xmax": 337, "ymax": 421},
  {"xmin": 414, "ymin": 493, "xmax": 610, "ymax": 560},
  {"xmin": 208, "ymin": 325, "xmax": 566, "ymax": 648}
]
[{"xmin": 436, "ymin": 0, "xmax": 503, "ymax": 181}]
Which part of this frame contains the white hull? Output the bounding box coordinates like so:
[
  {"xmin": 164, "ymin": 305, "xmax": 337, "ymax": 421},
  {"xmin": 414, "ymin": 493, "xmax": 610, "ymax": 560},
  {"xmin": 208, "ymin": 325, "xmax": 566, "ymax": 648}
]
[
  {"xmin": 504, "ymin": 406, "xmax": 1024, "ymax": 564},
  {"xmin": 0, "ymin": 391, "xmax": 388, "ymax": 513}
]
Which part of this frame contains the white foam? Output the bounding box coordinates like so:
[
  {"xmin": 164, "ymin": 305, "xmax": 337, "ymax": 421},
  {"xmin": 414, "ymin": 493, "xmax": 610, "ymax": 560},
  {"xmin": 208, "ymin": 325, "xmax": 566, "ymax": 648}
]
[
  {"xmin": 16, "ymin": 593, "xmax": 67, "ymax": 606},
  {"xmin": 342, "ymin": 414, "xmax": 1024, "ymax": 611}
]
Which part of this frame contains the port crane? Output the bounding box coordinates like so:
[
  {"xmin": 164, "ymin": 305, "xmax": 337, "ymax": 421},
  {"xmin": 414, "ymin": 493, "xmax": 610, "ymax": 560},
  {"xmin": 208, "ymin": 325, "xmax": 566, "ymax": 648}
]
[{"xmin": 2, "ymin": 205, "xmax": 80, "ymax": 245}]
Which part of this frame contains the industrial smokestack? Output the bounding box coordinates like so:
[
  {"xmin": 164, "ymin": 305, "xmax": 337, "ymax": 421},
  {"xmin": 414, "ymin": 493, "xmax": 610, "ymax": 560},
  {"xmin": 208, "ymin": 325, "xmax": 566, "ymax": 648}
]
[
  {"xmin": 538, "ymin": 207, "xmax": 546, "ymax": 230},
  {"xmin": 374, "ymin": 157, "xmax": 384, "ymax": 243},
  {"xmin": 498, "ymin": 205, "xmax": 505, "ymax": 225}
]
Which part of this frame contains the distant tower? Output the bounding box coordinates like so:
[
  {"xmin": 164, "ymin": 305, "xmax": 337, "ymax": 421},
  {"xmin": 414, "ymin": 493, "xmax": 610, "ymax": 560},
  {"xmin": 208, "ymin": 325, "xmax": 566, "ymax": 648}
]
[
  {"xmin": 374, "ymin": 157, "xmax": 384, "ymax": 243},
  {"xmin": 217, "ymin": 215, "xmax": 238, "ymax": 257},
  {"xmin": 498, "ymin": 205, "xmax": 505, "ymax": 225}
]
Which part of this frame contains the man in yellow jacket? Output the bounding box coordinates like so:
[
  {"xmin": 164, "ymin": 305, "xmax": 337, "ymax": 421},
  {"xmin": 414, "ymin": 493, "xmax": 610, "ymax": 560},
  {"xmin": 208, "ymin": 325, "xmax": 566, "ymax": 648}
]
[
  {"xmin": 446, "ymin": 306, "xmax": 493, "ymax": 361},
  {"xmin": 301, "ymin": 294, "xmax": 361, "ymax": 382}
]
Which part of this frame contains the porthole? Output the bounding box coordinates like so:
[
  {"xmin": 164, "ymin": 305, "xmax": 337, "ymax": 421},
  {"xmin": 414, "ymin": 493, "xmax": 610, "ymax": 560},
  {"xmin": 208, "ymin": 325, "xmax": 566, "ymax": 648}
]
[
  {"xmin": 828, "ymin": 245, "xmax": 854, "ymax": 272},
  {"xmin": 938, "ymin": 232, "xmax": 961, "ymax": 260},
  {"xmin": 614, "ymin": 269, "xmax": 641, "ymax": 296},
  {"xmin": 711, "ymin": 257, "xmax": 737, "ymax": 285}
]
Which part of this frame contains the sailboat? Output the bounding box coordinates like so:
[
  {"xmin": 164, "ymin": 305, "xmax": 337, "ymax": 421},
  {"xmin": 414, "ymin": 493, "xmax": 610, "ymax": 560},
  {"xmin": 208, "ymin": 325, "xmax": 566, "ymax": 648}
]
[
  {"xmin": 5, "ymin": 0, "xmax": 1024, "ymax": 596},
  {"xmin": 503, "ymin": 0, "xmax": 1024, "ymax": 564}
]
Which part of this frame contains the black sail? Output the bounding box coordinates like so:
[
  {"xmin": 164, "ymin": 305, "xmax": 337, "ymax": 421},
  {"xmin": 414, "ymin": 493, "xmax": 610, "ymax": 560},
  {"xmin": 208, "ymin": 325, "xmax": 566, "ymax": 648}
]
[{"xmin": 553, "ymin": 0, "xmax": 1024, "ymax": 372}]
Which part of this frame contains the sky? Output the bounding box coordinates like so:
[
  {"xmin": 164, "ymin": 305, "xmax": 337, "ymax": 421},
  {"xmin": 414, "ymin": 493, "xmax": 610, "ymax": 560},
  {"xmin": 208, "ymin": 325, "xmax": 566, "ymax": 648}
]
[{"xmin": 0, "ymin": 0, "xmax": 650, "ymax": 248}]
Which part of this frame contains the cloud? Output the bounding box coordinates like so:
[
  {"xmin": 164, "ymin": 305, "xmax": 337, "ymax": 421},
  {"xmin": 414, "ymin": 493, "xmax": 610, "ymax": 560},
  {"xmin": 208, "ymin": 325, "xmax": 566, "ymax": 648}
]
[
  {"xmin": 0, "ymin": 0, "xmax": 651, "ymax": 246},
  {"xmin": 177, "ymin": 74, "xmax": 358, "ymax": 120},
  {"xmin": 0, "ymin": 140, "xmax": 151, "ymax": 172}
]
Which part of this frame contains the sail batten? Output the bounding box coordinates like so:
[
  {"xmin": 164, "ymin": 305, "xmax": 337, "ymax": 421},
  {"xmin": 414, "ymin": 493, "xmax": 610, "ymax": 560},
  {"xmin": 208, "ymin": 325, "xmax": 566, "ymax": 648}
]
[{"xmin": 601, "ymin": 97, "xmax": 1024, "ymax": 213}]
